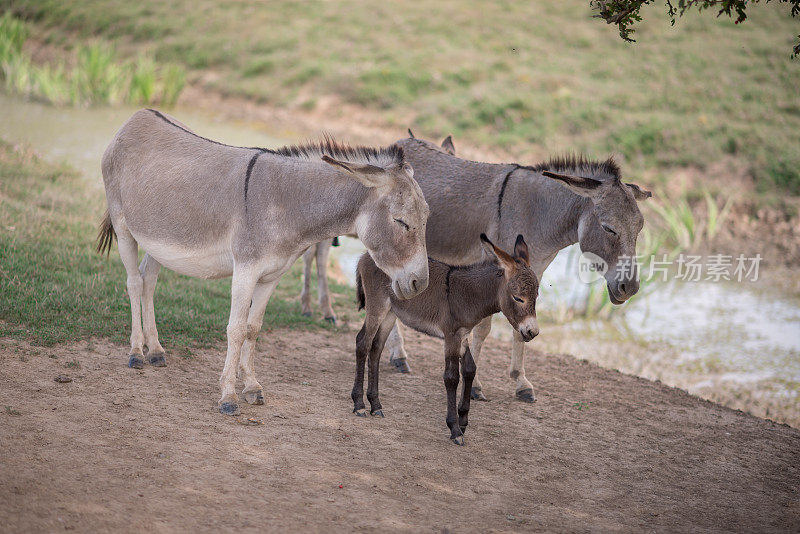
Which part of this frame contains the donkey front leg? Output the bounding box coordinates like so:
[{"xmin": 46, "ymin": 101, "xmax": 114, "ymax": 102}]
[
  {"xmin": 385, "ymin": 322, "xmax": 412, "ymax": 374},
  {"xmin": 468, "ymin": 316, "xmax": 493, "ymax": 401},
  {"xmin": 510, "ymin": 330, "xmax": 535, "ymax": 402},
  {"xmin": 315, "ymin": 239, "xmax": 336, "ymax": 324},
  {"xmin": 366, "ymin": 313, "xmax": 396, "ymax": 417},
  {"xmin": 218, "ymin": 267, "xmax": 261, "ymax": 415},
  {"xmin": 443, "ymin": 336, "xmax": 463, "ymax": 445},
  {"xmin": 139, "ymin": 253, "xmax": 166, "ymax": 367},
  {"xmin": 238, "ymin": 279, "xmax": 280, "ymax": 406},
  {"xmin": 458, "ymin": 345, "xmax": 477, "ymax": 434}
]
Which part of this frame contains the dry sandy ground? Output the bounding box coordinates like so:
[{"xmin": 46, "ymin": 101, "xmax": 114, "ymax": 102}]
[{"xmin": 1, "ymin": 328, "xmax": 798, "ymax": 533}]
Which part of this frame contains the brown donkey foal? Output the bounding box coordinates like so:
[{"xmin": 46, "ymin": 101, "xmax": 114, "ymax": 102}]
[{"xmin": 354, "ymin": 234, "xmax": 539, "ymax": 445}]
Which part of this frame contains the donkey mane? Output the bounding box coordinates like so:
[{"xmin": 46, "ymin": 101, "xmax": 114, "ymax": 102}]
[
  {"xmin": 526, "ymin": 154, "xmax": 621, "ymax": 180},
  {"xmin": 273, "ymin": 136, "xmax": 405, "ymax": 168}
]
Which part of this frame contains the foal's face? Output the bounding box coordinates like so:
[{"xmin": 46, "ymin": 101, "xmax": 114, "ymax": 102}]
[
  {"xmin": 480, "ymin": 234, "xmax": 540, "ymax": 342},
  {"xmin": 359, "ymin": 163, "xmax": 430, "ymax": 300}
]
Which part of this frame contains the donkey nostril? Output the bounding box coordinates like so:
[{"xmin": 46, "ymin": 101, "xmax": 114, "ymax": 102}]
[
  {"xmin": 619, "ymin": 282, "xmax": 627, "ymax": 295},
  {"xmin": 411, "ymin": 279, "xmax": 418, "ymax": 292}
]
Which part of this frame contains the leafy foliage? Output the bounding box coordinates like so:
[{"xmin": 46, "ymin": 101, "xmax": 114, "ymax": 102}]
[{"xmin": 591, "ymin": 0, "xmax": 800, "ymax": 57}]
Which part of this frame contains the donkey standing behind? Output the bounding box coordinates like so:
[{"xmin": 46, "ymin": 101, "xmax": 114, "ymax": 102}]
[
  {"xmin": 354, "ymin": 234, "xmax": 539, "ymax": 445},
  {"xmin": 96, "ymin": 110, "xmax": 430, "ymax": 415}
]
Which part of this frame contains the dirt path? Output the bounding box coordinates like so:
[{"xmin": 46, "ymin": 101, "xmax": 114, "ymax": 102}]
[{"xmin": 1, "ymin": 328, "xmax": 798, "ymax": 532}]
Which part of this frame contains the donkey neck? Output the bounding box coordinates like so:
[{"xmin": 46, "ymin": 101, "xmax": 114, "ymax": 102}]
[
  {"xmin": 503, "ymin": 168, "xmax": 589, "ymax": 259},
  {"xmin": 446, "ymin": 262, "xmax": 504, "ymax": 325}
]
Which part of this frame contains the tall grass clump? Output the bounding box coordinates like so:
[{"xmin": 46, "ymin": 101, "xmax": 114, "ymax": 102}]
[{"xmin": 0, "ymin": 14, "xmax": 184, "ymax": 107}]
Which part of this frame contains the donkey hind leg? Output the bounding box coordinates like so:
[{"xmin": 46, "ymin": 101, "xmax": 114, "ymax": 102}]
[
  {"xmin": 443, "ymin": 335, "xmax": 464, "ymax": 445},
  {"xmin": 300, "ymin": 245, "xmax": 315, "ymax": 317},
  {"xmin": 366, "ymin": 312, "xmax": 397, "ymax": 417},
  {"xmin": 237, "ymin": 279, "xmax": 280, "ymax": 405},
  {"xmin": 468, "ymin": 316, "xmax": 493, "ymax": 401},
  {"xmin": 458, "ymin": 345, "xmax": 477, "ymax": 434},
  {"xmin": 385, "ymin": 322, "xmax": 412, "ymax": 374},
  {"xmin": 139, "ymin": 254, "xmax": 166, "ymax": 367},
  {"xmin": 510, "ymin": 330, "xmax": 535, "ymax": 403},
  {"xmin": 218, "ymin": 266, "xmax": 262, "ymax": 415},
  {"xmin": 315, "ymin": 239, "xmax": 336, "ymax": 324},
  {"xmin": 352, "ymin": 298, "xmax": 391, "ymax": 417},
  {"xmin": 116, "ymin": 228, "xmax": 145, "ymax": 369}
]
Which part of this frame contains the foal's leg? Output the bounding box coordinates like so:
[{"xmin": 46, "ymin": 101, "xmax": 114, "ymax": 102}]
[
  {"xmin": 238, "ymin": 279, "xmax": 280, "ymax": 405},
  {"xmin": 218, "ymin": 265, "xmax": 261, "ymax": 415},
  {"xmin": 366, "ymin": 312, "xmax": 396, "ymax": 417},
  {"xmin": 443, "ymin": 335, "xmax": 464, "ymax": 445},
  {"xmin": 300, "ymin": 245, "xmax": 315, "ymax": 317},
  {"xmin": 116, "ymin": 228, "xmax": 145, "ymax": 369},
  {"xmin": 385, "ymin": 322, "xmax": 412, "ymax": 374},
  {"xmin": 315, "ymin": 240, "xmax": 336, "ymax": 324},
  {"xmin": 139, "ymin": 253, "xmax": 166, "ymax": 367},
  {"xmin": 510, "ymin": 330, "xmax": 535, "ymax": 402},
  {"xmin": 352, "ymin": 299, "xmax": 390, "ymax": 416},
  {"xmin": 468, "ymin": 316, "xmax": 493, "ymax": 401},
  {"xmin": 458, "ymin": 345, "xmax": 477, "ymax": 434}
]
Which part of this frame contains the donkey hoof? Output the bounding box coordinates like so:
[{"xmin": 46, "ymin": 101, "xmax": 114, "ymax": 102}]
[
  {"xmin": 128, "ymin": 355, "xmax": 144, "ymax": 369},
  {"xmin": 370, "ymin": 409, "xmax": 384, "ymax": 418},
  {"xmin": 515, "ymin": 388, "xmax": 536, "ymax": 403},
  {"xmin": 219, "ymin": 402, "xmax": 240, "ymax": 416},
  {"xmin": 353, "ymin": 408, "xmax": 367, "ymax": 417},
  {"xmin": 451, "ymin": 435, "xmax": 465, "ymax": 446},
  {"xmin": 301, "ymin": 311, "xmax": 312, "ymax": 318},
  {"xmin": 391, "ymin": 358, "xmax": 412, "ymax": 374},
  {"xmin": 471, "ymin": 387, "xmax": 488, "ymax": 401},
  {"xmin": 244, "ymin": 390, "xmax": 265, "ymax": 405},
  {"xmin": 324, "ymin": 316, "xmax": 336, "ymax": 325},
  {"xmin": 148, "ymin": 353, "xmax": 167, "ymax": 367}
]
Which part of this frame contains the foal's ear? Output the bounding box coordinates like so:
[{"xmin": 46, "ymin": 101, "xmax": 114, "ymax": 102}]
[
  {"xmin": 441, "ymin": 135, "xmax": 456, "ymax": 155},
  {"xmin": 321, "ymin": 155, "xmax": 391, "ymax": 188},
  {"xmin": 480, "ymin": 234, "xmax": 516, "ymax": 275},
  {"xmin": 542, "ymin": 170, "xmax": 603, "ymax": 198},
  {"xmin": 513, "ymin": 234, "xmax": 530, "ymax": 266},
  {"xmin": 626, "ymin": 182, "xmax": 653, "ymax": 201}
]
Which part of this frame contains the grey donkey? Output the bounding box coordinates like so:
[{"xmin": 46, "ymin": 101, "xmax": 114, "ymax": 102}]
[
  {"xmin": 96, "ymin": 109, "xmax": 430, "ymax": 415},
  {"xmin": 354, "ymin": 234, "xmax": 539, "ymax": 445},
  {"xmin": 298, "ymin": 130, "xmax": 455, "ymax": 326},
  {"xmin": 303, "ymin": 132, "xmax": 651, "ymax": 401}
]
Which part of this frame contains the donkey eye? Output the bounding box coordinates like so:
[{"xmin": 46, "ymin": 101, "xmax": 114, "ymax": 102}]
[
  {"xmin": 513, "ymin": 296, "xmax": 524, "ymax": 304},
  {"xmin": 601, "ymin": 223, "xmax": 617, "ymax": 235},
  {"xmin": 393, "ymin": 218, "xmax": 410, "ymax": 230}
]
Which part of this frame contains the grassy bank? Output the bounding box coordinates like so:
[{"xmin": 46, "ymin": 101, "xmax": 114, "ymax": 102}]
[
  {"xmin": 0, "ymin": 140, "xmax": 355, "ymax": 353},
  {"xmin": 0, "ymin": 12, "xmax": 184, "ymax": 106},
  {"xmin": 3, "ymin": 0, "xmax": 799, "ymax": 194}
]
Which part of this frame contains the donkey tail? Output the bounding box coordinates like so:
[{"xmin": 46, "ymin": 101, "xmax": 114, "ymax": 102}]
[
  {"xmin": 356, "ymin": 270, "xmax": 365, "ymax": 310},
  {"xmin": 95, "ymin": 209, "xmax": 116, "ymax": 256}
]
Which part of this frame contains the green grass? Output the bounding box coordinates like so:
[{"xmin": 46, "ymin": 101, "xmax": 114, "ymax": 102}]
[
  {"xmin": 0, "ymin": 140, "xmax": 356, "ymax": 353},
  {"xmin": 0, "ymin": 12, "xmax": 185, "ymax": 107},
  {"xmin": 2, "ymin": 0, "xmax": 798, "ymax": 192}
]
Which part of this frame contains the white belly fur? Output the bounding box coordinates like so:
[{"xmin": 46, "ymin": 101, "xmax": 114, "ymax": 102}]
[{"xmin": 133, "ymin": 233, "xmax": 234, "ymax": 279}]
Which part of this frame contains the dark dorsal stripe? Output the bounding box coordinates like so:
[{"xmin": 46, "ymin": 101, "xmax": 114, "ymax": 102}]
[
  {"xmin": 497, "ymin": 165, "xmax": 519, "ymax": 221},
  {"xmin": 147, "ymin": 109, "xmax": 267, "ymax": 151},
  {"xmin": 244, "ymin": 149, "xmax": 268, "ymax": 211}
]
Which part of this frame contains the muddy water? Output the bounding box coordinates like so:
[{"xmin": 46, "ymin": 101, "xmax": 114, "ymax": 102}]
[{"xmin": 2, "ymin": 94, "xmax": 797, "ymax": 425}]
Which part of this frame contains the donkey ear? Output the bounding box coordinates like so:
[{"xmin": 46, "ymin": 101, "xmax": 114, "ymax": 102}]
[
  {"xmin": 542, "ymin": 170, "xmax": 603, "ymax": 198},
  {"xmin": 626, "ymin": 182, "xmax": 652, "ymax": 201},
  {"xmin": 480, "ymin": 234, "xmax": 516, "ymax": 274},
  {"xmin": 321, "ymin": 155, "xmax": 390, "ymax": 188},
  {"xmin": 513, "ymin": 234, "xmax": 530, "ymax": 266},
  {"xmin": 441, "ymin": 135, "xmax": 456, "ymax": 155}
]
